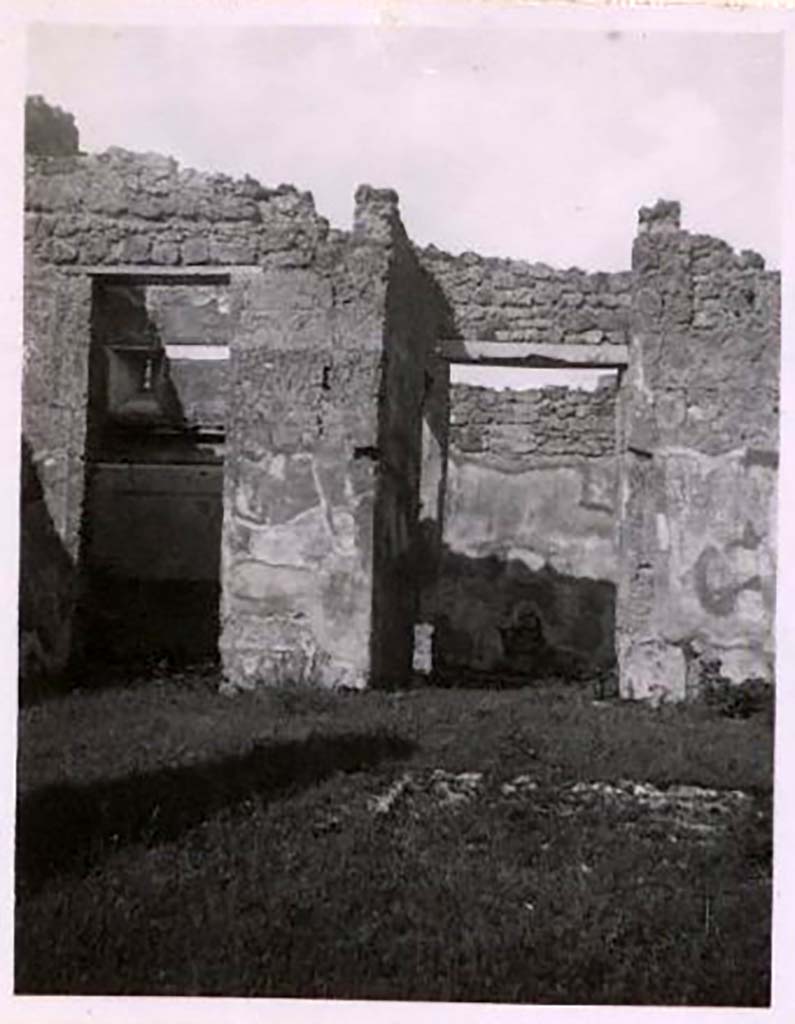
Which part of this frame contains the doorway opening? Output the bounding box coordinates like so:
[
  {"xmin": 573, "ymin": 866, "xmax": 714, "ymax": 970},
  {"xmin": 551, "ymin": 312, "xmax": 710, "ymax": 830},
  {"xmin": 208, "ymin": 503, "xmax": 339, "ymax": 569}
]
[
  {"xmin": 78, "ymin": 273, "xmax": 230, "ymax": 670},
  {"xmin": 429, "ymin": 361, "xmax": 621, "ymax": 685}
]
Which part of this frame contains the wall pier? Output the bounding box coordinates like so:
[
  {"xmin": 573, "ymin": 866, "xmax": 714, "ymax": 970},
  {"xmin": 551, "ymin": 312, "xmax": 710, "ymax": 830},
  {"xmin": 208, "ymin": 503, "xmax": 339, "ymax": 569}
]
[{"xmin": 616, "ymin": 201, "xmax": 779, "ymax": 700}]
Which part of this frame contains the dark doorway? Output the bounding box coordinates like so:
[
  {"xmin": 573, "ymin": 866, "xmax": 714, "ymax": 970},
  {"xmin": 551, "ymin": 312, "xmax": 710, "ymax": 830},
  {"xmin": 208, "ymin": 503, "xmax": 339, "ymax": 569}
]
[{"xmin": 78, "ymin": 277, "xmax": 230, "ymax": 669}]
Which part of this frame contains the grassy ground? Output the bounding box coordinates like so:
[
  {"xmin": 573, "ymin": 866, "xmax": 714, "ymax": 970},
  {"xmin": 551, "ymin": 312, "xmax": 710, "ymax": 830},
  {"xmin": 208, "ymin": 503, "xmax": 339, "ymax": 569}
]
[{"xmin": 15, "ymin": 669, "xmax": 773, "ymax": 1003}]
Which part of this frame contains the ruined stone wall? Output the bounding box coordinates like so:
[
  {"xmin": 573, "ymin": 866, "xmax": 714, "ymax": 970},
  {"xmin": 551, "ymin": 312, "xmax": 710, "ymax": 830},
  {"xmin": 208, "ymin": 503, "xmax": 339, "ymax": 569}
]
[
  {"xmin": 20, "ymin": 262, "xmax": 91, "ymax": 689},
  {"xmin": 23, "ymin": 146, "xmax": 442, "ymax": 692},
  {"xmin": 221, "ymin": 185, "xmax": 425, "ymax": 691},
  {"xmin": 416, "ymin": 245, "xmax": 632, "ymax": 344},
  {"xmin": 222, "ymin": 186, "xmax": 447, "ymax": 691},
  {"xmin": 25, "ymin": 150, "xmax": 328, "ymax": 268},
  {"xmin": 618, "ymin": 201, "xmax": 780, "ymax": 699},
  {"xmin": 22, "ymin": 148, "xmax": 333, "ymax": 686},
  {"xmin": 432, "ymin": 381, "xmax": 619, "ymax": 682},
  {"xmin": 23, "ymin": 138, "xmax": 780, "ymax": 698},
  {"xmin": 449, "ymin": 379, "xmax": 617, "ymax": 463},
  {"xmin": 25, "ymin": 96, "xmax": 79, "ymax": 157}
]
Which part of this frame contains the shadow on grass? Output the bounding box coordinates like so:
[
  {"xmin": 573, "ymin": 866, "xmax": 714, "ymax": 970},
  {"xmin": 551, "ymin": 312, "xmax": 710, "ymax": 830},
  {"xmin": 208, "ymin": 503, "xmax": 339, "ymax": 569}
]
[{"xmin": 17, "ymin": 728, "xmax": 416, "ymax": 893}]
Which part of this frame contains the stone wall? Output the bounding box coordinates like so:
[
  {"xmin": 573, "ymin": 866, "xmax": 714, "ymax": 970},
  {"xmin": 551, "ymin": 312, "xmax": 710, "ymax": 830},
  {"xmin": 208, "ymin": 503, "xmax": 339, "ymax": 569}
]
[
  {"xmin": 220, "ymin": 186, "xmax": 444, "ymax": 691},
  {"xmin": 618, "ymin": 200, "xmax": 780, "ymax": 699},
  {"xmin": 25, "ymin": 149, "xmax": 329, "ymax": 269},
  {"xmin": 20, "ymin": 261, "xmax": 92, "ymax": 690},
  {"xmin": 21, "ymin": 146, "xmax": 334, "ymax": 689},
  {"xmin": 23, "ymin": 146, "xmax": 444, "ymax": 692},
  {"xmin": 431, "ymin": 381, "xmax": 619, "ymax": 682},
  {"xmin": 22, "ymin": 124, "xmax": 780, "ymax": 699},
  {"xmin": 449, "ymin": 378, "xmax": 617, "ymax": 464},
  {"xmin": 25, "ymin": 96, "xmax": 79, "ymax": 157},
  {"xmin": 220, "ymin": 248, "xmax": 386, "ymax": 690},
  {"xmin": 416, "ymin": 245, "xmax": 632, "ymax": 344}
]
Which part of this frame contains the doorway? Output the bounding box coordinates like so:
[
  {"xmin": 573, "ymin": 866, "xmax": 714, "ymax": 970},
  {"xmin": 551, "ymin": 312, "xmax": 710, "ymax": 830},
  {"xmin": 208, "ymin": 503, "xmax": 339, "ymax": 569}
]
[
  {"xmin": 79, "ymin": 275, "xmax": 230, "ymax": 668},
  {"xmin": 428, "ymin": 358, "xmax": 622, "ymax": 685}
]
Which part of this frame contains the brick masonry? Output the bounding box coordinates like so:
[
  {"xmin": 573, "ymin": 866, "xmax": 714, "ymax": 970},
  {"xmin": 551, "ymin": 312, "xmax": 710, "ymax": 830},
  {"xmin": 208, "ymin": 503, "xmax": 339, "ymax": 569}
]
[
  {"xmin": 617, "ymin": 200, "xmax": 779, "ymax": 699},
  {"xmin": 416, "ymin": 245, "xmax": 632, "ymax": 345}
]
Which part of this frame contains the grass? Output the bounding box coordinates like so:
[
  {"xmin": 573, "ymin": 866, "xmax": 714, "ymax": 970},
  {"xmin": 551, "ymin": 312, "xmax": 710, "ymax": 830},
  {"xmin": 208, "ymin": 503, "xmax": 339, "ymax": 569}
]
[{"xmin": 15, "ymin": 670, "xmax": 773, "ymax": 1003}]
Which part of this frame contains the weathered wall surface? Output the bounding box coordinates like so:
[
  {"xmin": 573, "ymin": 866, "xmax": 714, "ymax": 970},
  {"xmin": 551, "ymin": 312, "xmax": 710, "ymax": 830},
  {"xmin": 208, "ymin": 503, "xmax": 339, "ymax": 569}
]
[
  {"xmin": 220, "ymin": 187, "xmax": 399, "ymax": 691},
  {"xmin": 371, "ymin": 191, "xmax": 452, "ymax": 686},
  {"xmin": 20, "ymin": 261, "xmax": 91, "ymax": 688},
  {"xmin": 416, "ymin": 245, "xmax": 632, "ymax": 344},
  {"xmin": 23, "ymin": 148, "xmax": 440, "ymax": 692},
  {"xmin": 25, "ymin": 149, "xmax": 329, "ymax": 269},
  {"xmin": 222, "ymin": 186, "xmax": 448, "ymax": 691},
  {"xmin": 432, "ymin": 381, "xmax": 619, "ymax": 681},
  {"xmin": 618, "ymin": 201, "xmax": 780, "ymax": 699},
  {"xmin": 25, "ymin": 96, "xmax": 79, "ymax": 157},
  {"xmin": 22, "ymin": 128, "xmax": 780, "ymax": 699},
  {"xmin": 22, "ymin": 147, "xmax": 333, "ymax": 687}
]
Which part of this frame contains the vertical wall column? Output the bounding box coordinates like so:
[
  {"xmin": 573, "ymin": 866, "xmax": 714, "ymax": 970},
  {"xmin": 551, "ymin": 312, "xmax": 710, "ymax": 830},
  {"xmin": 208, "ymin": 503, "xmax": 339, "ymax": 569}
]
[
  {"xmin": 20, "ymin": 264, "xmax": 92, "ymax": 687},
  {"xmin": 617, "ymin": 200, "xmax": 780, "ymax": 701},
  {"xmin": 220, "ymin": 186, "xmax": 445, "ymax": 691},
  {"xmin": 220, "ymin": 201, "xmax": 399, "ymax": 690},
  {"xmin": 414, "ymin": 354, "xmax": 450, "ymax": 675}
]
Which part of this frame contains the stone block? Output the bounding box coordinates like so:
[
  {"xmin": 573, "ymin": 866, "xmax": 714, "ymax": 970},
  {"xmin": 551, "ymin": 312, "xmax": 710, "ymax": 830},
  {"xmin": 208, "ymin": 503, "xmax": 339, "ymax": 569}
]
[
  {"xmin": 121, "ymin": 234, "xmax": 152, "ymax": 263},
  {"xmin": 181, "ymin": 237, "xmax": 210, "ymax": 264},
  {"xmin": 209, "ymin": 237, "xmax": 257, "ymax": 264},
  {"xmin": 413, "ymin": 623, "xmax": 434, "ymax": 674},
  {"xmin": 151, "ymin": 240, "xmax": 180, "ymax": 265},
  {"xmin": 619, "ymin": 639, "xmax": 687, "ymax": 703}
]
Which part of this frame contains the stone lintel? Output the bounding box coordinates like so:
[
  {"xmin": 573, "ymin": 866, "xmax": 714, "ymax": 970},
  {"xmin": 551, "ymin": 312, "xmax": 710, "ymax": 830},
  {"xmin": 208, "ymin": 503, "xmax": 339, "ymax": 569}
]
[
  {"xmin": 437, "ymin": 340, "xmax": 629, "ymax": 368},
  {"xmin": 64, "ymin": 264, "xmax": 258, "ymax": 283}
]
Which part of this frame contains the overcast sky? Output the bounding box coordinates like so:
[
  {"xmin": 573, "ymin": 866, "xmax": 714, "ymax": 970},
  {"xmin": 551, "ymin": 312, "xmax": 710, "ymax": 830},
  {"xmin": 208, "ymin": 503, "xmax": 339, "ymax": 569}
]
[{"xmin": 27, "ymin": 24, "xmax": 782, "ymax": 273}]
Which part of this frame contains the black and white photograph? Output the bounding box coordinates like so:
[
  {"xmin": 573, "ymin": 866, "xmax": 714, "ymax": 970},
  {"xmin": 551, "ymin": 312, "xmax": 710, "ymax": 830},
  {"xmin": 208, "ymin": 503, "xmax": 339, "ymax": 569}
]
[{"xmin": 6, "ymin": 0, "xmax": 794, "ymax": 1016}]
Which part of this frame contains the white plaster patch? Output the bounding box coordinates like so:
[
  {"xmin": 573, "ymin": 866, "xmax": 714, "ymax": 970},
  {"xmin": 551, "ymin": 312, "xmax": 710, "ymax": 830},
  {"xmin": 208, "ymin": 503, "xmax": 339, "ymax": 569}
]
[
  {"xmin": 246, "ymin": 506, "xmax": 357, "ymax": 566},
  {"xmin": 733, "ymin": 547, "xmax": 759, "ymax": 579},
  {"xmin": 413, "ymin": 623, "xmax": 434, "ymax": 674},
  {"xmin": 619, "ymin": 639, "xmax": 687, "ymax": 703},
  {"xmin": 656, "ymin": 512, "xmax": 670, "ymax": 552},
  {"xmin": 165, "ymin": 344, "xmax": 229, "ymax": 361},
  {"xmin": 687, "ymin": 404, "xmax": 710, "ymax": 423},
  {"xmin": 717, "ymin": 647, "xmax": 772, "ymax": 684},
  {"xmin": 734, "ymin": 590, "xmax": 767, "ymax": 626},
  {"xmin": 506, "ymin": 547, "xmax": 547, "ymax": 572},
  {"xmin": 268, "ymin": 453, "xmax": 286, "ymax": 481}
]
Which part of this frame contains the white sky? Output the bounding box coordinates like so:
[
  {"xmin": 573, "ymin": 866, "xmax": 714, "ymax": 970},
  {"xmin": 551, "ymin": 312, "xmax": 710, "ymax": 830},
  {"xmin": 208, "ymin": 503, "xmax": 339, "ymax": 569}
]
[
  {"xmin": 450, "ymin": 365, "xmax": 615, "ymax": 392},
  {"xmin": 26, "ymin": 25, "xmax": 782, "ymax": 271}
]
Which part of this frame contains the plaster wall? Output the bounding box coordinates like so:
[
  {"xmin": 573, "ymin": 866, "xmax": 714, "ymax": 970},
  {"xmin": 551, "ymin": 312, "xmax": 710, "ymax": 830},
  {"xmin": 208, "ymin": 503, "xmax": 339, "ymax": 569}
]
[
  {"xmin": 20, "ymin": 260, "xmax": 91, "ymax": 687},
  {"xmin": 22, "ymin": 147, "xmax": 333, "ymax": 688},
  {"xmin": 431, "ymin": 382, "xmax": 619, "ymax": 681},
  {"xmin": 22, "ymin": 136, "xmax": 781, "ymax": 699},
  {"xmin": 618, "ymin": 201, "xmax": 780, "ymax": 698},
  {"xmin": 219, "ymin": 187, "xmax": 424, "ymax": 691}
]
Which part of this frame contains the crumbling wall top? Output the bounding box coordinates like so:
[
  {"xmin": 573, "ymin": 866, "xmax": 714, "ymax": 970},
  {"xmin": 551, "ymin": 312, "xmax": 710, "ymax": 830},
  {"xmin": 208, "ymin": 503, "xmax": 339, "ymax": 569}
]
[
  {"xmin": 25, "ymin": 95, "xmax": 79, "ymax": 157},
  {"xmin": 638, "ymin": 198, "xmax": 681, "ymax": 235},
  {"xmin": 353, "ymin": 184, "xmax": 402, "ymax": 243},
  {"xmin": 24, "ymin": 147, "xmax": 333, "ymax": 268}
]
